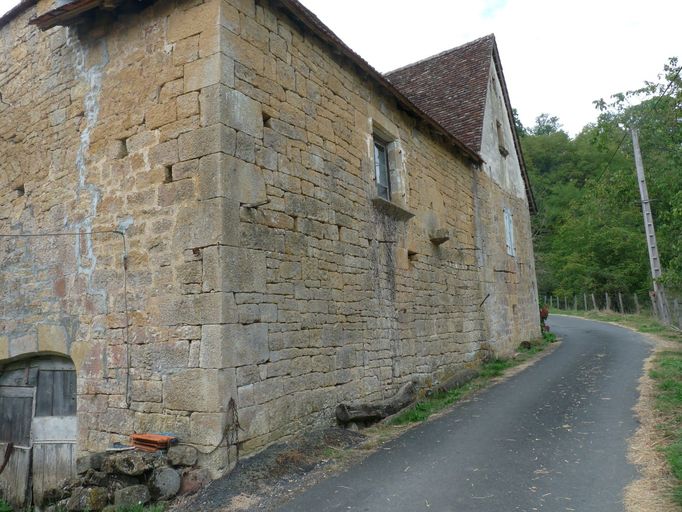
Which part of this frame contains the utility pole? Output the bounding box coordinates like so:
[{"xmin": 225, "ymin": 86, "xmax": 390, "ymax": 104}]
[{"xmin": 631, "ymin": 127, "xmax": 670, "ymax": 324}]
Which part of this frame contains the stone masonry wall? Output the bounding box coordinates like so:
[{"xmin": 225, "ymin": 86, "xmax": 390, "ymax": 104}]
[{"xmin": 0, "ymin": 0, "xmax": 538, "ymax": 476}]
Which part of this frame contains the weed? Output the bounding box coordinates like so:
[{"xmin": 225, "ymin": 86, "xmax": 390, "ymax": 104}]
[
  {"xmin": 114, "ymin": 505, "xmax": 165, "ymax": 512},
  {"xmin": 0, "ymin": 499, "xmax": 12, "ymax": 512}
]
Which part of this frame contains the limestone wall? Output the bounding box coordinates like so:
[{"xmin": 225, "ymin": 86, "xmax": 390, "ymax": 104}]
[{"xmin": 0, "ymin": 0, "xmax": 538, "ymax": 475}]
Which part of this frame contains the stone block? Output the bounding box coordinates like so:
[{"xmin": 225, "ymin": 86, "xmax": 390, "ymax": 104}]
[
  {"xmin": 202, "ymin": 245, "xmax": 266, "ymax": 293},
  {"xmin": 190, "ymin": 412, "xmax": 226, "ymax": 445},
  {"xmin": 167, "ymin": 1, "xmax": 219, "ymax": 42},
  {"xmin": 36, "ymin": 323, "xmax": 68, "ymax": 354},
  {"xmin": 178, "ymin": 124, "xmax": 236, "ymax": 161},
  {"xmin": 224, "ymin": 89, "xmax": 263, "ymax": 138},
  {"xmin": 219, "ymin": 1, "xmax": 240, "ymax": 33},
  {"xmin": 0, "ymin": 336, "xmax": 7, "ymax": 360},
  {"xmin": 197, "ymin": 152, "xmax": 265, "ymax": 205},
  {"xmin": 172, "ymin": 197, "xmax": 239, "ymax": 250},
  {"xmin": 148, "ymin": 139, "xmax": 178, "ymax": 167},
  {"xmin": 177, "ymin": 92, "xmax": 200, "ymax": 119},
  {"xmin": 163, "ymin": 368, "xmax": 236, "ymax": 412},
  {"xmin": 145, "ymin": 102, "xmax": 177, "ymax": 129},
  {"xmin": 158, "ymin": 291, "xmax": 238, "ymax": 326},
  {"xmin": 200, "ymin": 323, "xmax": 268, "ymax": 368},
  {"xmin": 167, "ymin": 445, "xmax": 198, "ymax": 467},
  {"xmin": 184, "ymin": 53, "xmax": 234, "ymax": 92},
  {"xmin": 9, "ymin": 333, "xmax": 37, "ymax": 358}
]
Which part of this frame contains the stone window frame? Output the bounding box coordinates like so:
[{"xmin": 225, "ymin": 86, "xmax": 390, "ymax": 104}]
[
  {"xmin": 369, "ymin": 115, "xmax": 414, "ymax": 220},
  {"xmin": 503, "ymin": 207, "xmax": 516, "ymax": 257}
]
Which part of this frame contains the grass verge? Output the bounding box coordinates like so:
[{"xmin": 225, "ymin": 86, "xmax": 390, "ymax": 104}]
[
  {"xmin": 650, "ymin": 351, "xmax": 682, "ymax": 505},
  {"xmin": 388, "ymin": 332, "xmax": 557, "ymax": 426}
]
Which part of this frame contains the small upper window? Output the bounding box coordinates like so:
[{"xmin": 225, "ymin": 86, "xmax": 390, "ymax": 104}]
[
  {"xmin": 504, "ymin": 207, "xmax": 516, "ymax": 257},
  {"xmin": 496, "ymin": 120, "xmax": 509, "ymax": 157},
  {"xmin": 373, "ymin": 137, "xmax": 391, "ymax": 200}
]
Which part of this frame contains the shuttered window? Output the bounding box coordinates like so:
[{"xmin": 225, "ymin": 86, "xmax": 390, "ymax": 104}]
[{"xmin": 504, "ymin": 208, "xmax": 516, "ymax": 257}]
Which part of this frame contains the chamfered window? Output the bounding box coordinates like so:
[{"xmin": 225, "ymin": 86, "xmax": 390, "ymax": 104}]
[{"xmin": 373, "ymin": 137, "xmax": 391, "ymax": 200}]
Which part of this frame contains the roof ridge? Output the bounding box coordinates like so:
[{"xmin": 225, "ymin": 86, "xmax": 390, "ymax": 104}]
[{"xmin": 385, "ymin": 33, "xmax": 495, "ymax": 77}]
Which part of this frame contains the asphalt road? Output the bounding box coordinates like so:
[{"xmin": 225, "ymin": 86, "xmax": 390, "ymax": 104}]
[{"xmin": 276, "ymin": 316, "xmax": 651, "ymax": 512}]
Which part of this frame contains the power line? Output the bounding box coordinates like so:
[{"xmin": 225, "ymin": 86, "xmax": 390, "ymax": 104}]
[{"xmin": 587, "ymin": 65, "xmax": 681, "ymax": 189}]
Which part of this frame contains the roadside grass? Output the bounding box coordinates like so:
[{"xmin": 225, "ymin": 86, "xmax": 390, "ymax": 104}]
[
  {"xmin": 388, "ymin": 332, "xmax": 556, "ymax": 426},
  {"xmin": 651, "ymin": 351, "xmax": 682, "ymax": 505}
]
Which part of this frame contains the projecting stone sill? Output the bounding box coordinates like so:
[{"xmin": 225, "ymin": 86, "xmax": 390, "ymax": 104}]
[{"xmin": 371, "ymin": 197, "xmax": 415, "ymax": 221}]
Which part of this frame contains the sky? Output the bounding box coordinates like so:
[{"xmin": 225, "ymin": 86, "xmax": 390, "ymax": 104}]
[{"xmin": 1, "ymin": 0, "xmax": 679, "ymax": 135}]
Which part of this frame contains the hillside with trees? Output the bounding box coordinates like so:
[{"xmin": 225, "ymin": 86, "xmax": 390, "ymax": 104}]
[{"xmin": 520, "ymin": 58, "xmax": 681, "ymax": 307}]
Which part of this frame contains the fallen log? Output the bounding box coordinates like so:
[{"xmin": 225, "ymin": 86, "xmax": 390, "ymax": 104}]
[
  {"xmin": 434, "ymin": 368, "xmax": 479, "ymax": 394},
  {"xmin": 336, "ymin": 382, "xmax": 416, "ymax": 424}
]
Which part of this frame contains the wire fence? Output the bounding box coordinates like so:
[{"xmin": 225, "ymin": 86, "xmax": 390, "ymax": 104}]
[{"xmin": 542, "ymin": 291, "xmax": 682, "ymax": 331}]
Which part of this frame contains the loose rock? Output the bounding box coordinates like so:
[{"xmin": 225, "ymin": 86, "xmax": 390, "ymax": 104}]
[
  {"xmin": 65, "ymin": 486, "xmax": 109, "ymax": 512},
  {"xmin": 114, "ymin": 484, "xmax": 151, "ymax": 507},
  {"xmin": 180, "ymin": 467, "xmax": 211, "ymax": 495},
  {"xmin": 149, "ymin": 467, "xmax": 181, "ymax": 500}
]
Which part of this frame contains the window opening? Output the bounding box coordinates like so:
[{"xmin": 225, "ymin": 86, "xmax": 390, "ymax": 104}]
[{"xmin": 374, "ymin": 137, "xmax": 391, "ymax": 200}]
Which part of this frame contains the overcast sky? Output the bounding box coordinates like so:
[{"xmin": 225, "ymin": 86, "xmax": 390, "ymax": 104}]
[{"xmin": 1, "ymin": 0, "xmax": 679, "ymax": 135}]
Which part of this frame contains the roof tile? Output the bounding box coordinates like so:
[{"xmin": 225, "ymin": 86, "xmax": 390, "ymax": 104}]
[{"xmin": 385, "ymin": 35, "xmax": 495, "ymax": 153}]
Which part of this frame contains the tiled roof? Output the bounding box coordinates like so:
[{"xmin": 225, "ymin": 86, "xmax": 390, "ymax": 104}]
[
  {"xmin": 386, "ymin": 35, "xmax": 536, "ymax": 212},
  {"xmin": 385, "ymin": 35, "xmax": 495, "ymax": 153}
]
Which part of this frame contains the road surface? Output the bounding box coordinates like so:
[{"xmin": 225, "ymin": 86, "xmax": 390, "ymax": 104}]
[{"xmin": 276, "ymin": 315, "xmax": 651, "ymax": 512}]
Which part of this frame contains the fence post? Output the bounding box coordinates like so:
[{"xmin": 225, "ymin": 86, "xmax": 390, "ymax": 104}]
[
  {"xmin": 618, "ymin": 292, "xmax": 625, "ymax": 314},
  {"xmin": 591, "ymin": 293, "xmax": 597, "ymax": 310},
  {"xmin": 634, "ymin": 294, "xmax": 641, "ymax": 315},
  {"xmin": 605, "ymin": 292, "xmax": 611, "ymax": 311},
  {"xmin": 584, "ymin": 293, "xmax": 588, "ymax": 311}
]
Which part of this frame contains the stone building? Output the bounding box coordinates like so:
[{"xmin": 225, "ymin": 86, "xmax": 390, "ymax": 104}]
[{"xmin": 0, "ymin": 0, "xmax": 539, "ymax": 504}]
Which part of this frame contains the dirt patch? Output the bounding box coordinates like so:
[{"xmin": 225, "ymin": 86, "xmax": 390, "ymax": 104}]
[
  {"xmin": 170, "ymin": 428, "xmax": 367, "ymax": 511},
  {"xmin": 625, "ymin": 333, "xmax": 681, "ymax": 512}
]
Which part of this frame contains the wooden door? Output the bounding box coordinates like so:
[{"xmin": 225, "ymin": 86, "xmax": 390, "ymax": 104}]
[
  {"xmin": 32, "ymin": 369, "xmax": 77, "ymax": 506},
  {"xmin": 0, "ymin": 386, "xmax": 33, "ymax": 509}
]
